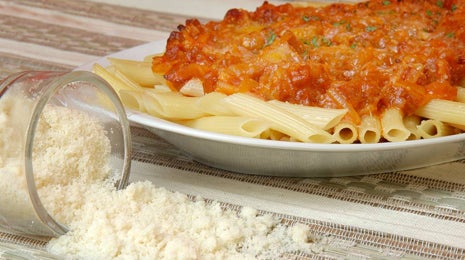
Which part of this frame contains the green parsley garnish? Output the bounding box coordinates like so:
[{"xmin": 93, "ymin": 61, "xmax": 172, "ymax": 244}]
[
  {"xmin": 311, "ymin": 36, "xmax": 319, "ymax": 47},
  {"xmin": 366, "ymin": 26, "xmax": 377, "ymax": 32},
  {"xmin": 382, "ymin": 0, "xmax": 391, "ymax": 6},
  {"xmin": 302, "ymin": 49, "xmax": 308, "ymax": 58},
  {"xmin": 264, "ymin": 32, "xmax": 276, "ymax": 47},
  {"xmin": 436, "ymin": 0, "xmax": 444, "ymax": 8},
  {"xmin": 322, "ymin": 37, "xmax": 332, "ymax": 46},
  {"xmin": 302, "ymin": 15, "xmax": 319, "ymax": 22},
  {"xmin": 346, "ymin": 23, "xmax": 352, "ymax": 30},
  {"xmin": 446, "ymin": 32, "xmax": 455, "ymax": 38}
]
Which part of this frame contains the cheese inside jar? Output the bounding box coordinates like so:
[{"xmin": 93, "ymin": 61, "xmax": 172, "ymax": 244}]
[{"xmin": 0, "ymin": 71, "xmax": 131, "ymax": 237}]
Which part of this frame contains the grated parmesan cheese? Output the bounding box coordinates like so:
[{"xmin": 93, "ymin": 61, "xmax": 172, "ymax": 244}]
[
  {"xmin": 46, "ymin": 182, "xmax": 317, "ymax": 259},
  {"xmin": 0, "ymin": 92, "xmax": 317, "ymax": 259}
]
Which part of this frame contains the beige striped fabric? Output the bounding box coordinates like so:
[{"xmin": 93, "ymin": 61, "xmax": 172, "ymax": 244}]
[{"xmin": 1, "ymin": 0, "xmax": 465, "ymax": 259}]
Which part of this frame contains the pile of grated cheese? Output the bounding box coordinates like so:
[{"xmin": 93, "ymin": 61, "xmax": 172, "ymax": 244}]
[
  {"xmin": 0, "ymin": 93, "xmax": 317, "ymax": 259},
  {"xmin": 46, "ymin": 182, "xmax": 316, "ymax": 259}
]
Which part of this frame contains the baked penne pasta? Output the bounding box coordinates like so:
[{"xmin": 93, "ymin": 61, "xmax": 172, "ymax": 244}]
[
  {"xmin": 94, "ymin": 57, "xmax": 465, "ymax": 144},
  {"xmin": 260, "ymin": 129, "xmax": 288, "ymax": 141},
  {"xmin": 108, "ymin": 57, "xmax": 164, "ymax": 87},
  {"xmin": 88, "ymin": 0, "xmax": 465, "ymax": 144},
  {"xmin": 417, "ymin": 119, "xmax": 457, "ymax": 139},
  {"xmin": 333, "ymin": 121, "xmax": 358, "ymax": 144},
  {"xmin": 120, "ymin": 88, "xmax": 234, "ymax": 120},
  {"xmin": 415, "ymin": 99, "xmax": 465, "ymax": 129},
  {"xmin": 92, "ymin": 63, "xmax": 139, "ymax": 94},
  {"xmin": 267, "ymin": 100, "xmax": 347, "ymax": 130},
  {"xmin": 358, "ymin": 115, "xmax": 381, "ymax": 144},
  {"xmin": 381, "ymin": 108, "xmax": 411, "ymax": 142},
  {"xmin": 119, "ymin": 89, "xmax": 146, "ymax": 112},
  {"xmin": 94, "ymin": 58, "xmax": 465, "ymax": 144},
  {"xmin": 182, "ymin": 116, "xmax": 269, "ymax": 138},
  {"xmin": 195, "ymin": 92, "xmax": 234, "ymax": 116},
  {"xmin": 223, "ymin": 93, "xmax": 335, "ymax": 143},
  {"xmin": 402, "ymin": 115, "xmax": 422, "ymax": 141},
  {"xmin": 141, "ymin": 91, "xmax": 207, "ymax": 120}
]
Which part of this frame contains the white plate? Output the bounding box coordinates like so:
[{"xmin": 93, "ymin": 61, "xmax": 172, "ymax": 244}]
[{"xmin": 77, "ymin": 41, "xmax": 465, "ymax": 177}]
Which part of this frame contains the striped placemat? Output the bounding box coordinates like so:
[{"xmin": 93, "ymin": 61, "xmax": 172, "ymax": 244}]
[{"xmin": 1, "ymin": 0, "xmax": 465, "ymax": 259}]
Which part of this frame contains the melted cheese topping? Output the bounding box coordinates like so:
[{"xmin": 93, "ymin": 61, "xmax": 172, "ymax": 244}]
[{"xmin": 152, "ymin": 0, "xmax": 465, "ymax": 123}]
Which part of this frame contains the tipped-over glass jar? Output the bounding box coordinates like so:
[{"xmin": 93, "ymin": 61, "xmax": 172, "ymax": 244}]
[{"xmin": 0, "ymin": 71, "xmax": 131, "ymax": 238}]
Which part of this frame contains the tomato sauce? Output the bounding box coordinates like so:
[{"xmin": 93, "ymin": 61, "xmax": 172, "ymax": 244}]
[{"xmin": 152, "ymin": 0, "xmax": 465, "ymax": 123}]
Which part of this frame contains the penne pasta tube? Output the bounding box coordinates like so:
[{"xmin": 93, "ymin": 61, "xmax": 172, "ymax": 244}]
[
  {"xmin": 92, "ymin": 63, "xmax": 139, "ymax": 94},
  {"xmin": 223, "ymin": 93, "xmax": 335, "ymax": 143},
  {"xmin": 402, "ymin": 115, "xmax": 421, "ymax": 140},
  {"xmin": 381, "ymin": 108, "xmax": 410, "ymax": 142},
  {"xmin": 415, "ymin": 99, "xmax": 465, "ymax": 127},
  {"xmin": 119, "ymin": 89, "xmax": 147, "ymax": 112},
  {"xmin": 260, "ymin": 129, "xmax": 287, "ymax": 141},
  {"xmin": 417, "ymin": 119, "xmax": 456, "ymax": 139},
  {"xmin": 196, "ymin": 92, "xmax": 235, "ymax": 116},
  {"xmin": 268, "ymin": 100, "xmax": 348, "ymax": 130},
  {"xmin": 107, "ymin": 65, "xmax": 144, "ymax": 90},
  {"xmin": 448, "ymin": 123, "xmax": 465, "ymax": 131},
  {"xmin": 333, "ymin": 121, "xmax": 358, "ymax": 144},
  {"xmin": 358, "ymin": 115, "xmax": 381, "ymax": 144},
  {"xmin": 108, "ymin": 57, "xmax": 165, "ymax": 87},
  {"xmin": 120, "ymin": 88, "xmax": 233, "ymax": 119},
  {"xmin": 142, "ymin": 90, "xmax": 207, "ymax": 120},
  {"xmin": 183, "ymin": 116, "xmax": 269, "ymax": 138}
]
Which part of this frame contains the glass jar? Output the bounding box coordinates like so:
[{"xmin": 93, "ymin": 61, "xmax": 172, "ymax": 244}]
[{"xmin": 0, "ymin": 71, "xmax": 132, "ymax": 238}]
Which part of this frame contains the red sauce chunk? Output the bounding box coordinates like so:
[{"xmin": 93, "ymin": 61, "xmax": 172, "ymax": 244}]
[{"xmin": 152, "ymin": 0, "xmax": 465, "ymax": 123}]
